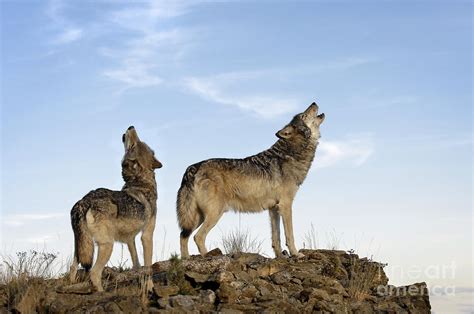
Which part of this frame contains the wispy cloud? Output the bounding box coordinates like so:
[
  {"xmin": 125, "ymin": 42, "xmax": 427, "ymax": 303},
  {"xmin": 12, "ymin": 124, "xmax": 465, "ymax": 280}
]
[
  {"xmin": 315, "ymin": 134, "xmax": 375, "ymax": 169},
  {"xmin": 46, "ymin": 0, "xmax": 83, "ymax": 45},
  {"xmin": 103, "ymin": 60, "xmax": 164, "ymax": 88},
  {"xmin": 184, "ymin": 56, "xmax": 376, "ymax": 119},
  {"xmin": 311, "ymin": 57, "xmax": 377, "ymax": 72},
  {"xmin": 52, "ymin": 27, "xmax": 83, "ymax": 44},
  {"xmin": 101, "ymin": 1, "xmax": 194, "ymax": 89},
  {"xmin": 4, "ymin": 213, "xmax": 66, "ymax": 227},
  {"xmin": 184, "ymin": 74, "xmax": 299, "ymax": 118}
]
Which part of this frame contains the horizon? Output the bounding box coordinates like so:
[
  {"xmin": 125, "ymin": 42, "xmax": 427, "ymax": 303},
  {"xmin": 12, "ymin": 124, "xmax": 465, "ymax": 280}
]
[{"xmin": 1, "ymin": 1, "xmax": 472, "ymax": 312}]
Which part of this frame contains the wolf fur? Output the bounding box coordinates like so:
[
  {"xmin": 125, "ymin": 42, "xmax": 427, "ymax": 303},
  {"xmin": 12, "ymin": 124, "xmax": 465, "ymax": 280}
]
[
  {"xmin": 69, "ymin": 126, "xmax": 162, "ymax": 291},
  {"xmin": 177, "ymin": 102, "xmax": 325, "ymax": 258}
]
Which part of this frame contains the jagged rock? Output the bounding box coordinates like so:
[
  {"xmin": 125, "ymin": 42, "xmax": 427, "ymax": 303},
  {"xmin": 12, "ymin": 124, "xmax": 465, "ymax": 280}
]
[
  {"xmin": 200, "ymin": 289, "xmax": 216, "ymax": 304},
  {"xmin": 205, "ymin": 248, "xmax": 223, "ymax": 257},
  {"xmin": 217, "ymin": 282, "xmax": 240, "ymax": 303},
  {"xmin": 270, "ymin": 270, "xmax": 292, "ymax": 285},
  {"xmin": 255, "ymin": 261, "xmax": 281, "ymax": 277},
  {"xmin": 185, "ymin": 271, "xmax": 209, "ymax": 283},
  {"xmin": 168, "ymin": 295, "xmax": 196, "ymax": 310},
  {"xmin": 0, "ymin": 249, "xmax": 431, "ymax": 313},
  {"xmin": 211, "ymin": 270, "xmax": 235, "ymax": 283},
  {"xmin": 153, "ymin": 285, "xmax": 179, "ymax": 298},
  {"xmin": 103, "ymin": 302, "xmax": 122, "ymax": 313}
]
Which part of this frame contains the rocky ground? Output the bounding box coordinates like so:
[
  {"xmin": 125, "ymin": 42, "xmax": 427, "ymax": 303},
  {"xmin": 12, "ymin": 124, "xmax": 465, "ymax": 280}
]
[{"xmin": 1, "ymin": 249, "xmax": 431, "ymax": 313}]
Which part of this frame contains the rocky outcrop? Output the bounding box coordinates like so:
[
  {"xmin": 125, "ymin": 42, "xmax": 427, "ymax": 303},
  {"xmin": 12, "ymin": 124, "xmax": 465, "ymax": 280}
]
[{"xmin": 0, "ymin": 249, "xmax": 431, "ymax": 313}]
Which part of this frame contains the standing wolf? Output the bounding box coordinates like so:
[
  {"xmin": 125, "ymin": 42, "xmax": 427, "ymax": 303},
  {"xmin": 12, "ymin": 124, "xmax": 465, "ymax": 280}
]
[
  {"xmin": 69, "ymin": 126, "xmax": 162, "ymax": 291},
  {"xmin": 177, "ymin": 102, "xmax": 325, "ymax": 258}
]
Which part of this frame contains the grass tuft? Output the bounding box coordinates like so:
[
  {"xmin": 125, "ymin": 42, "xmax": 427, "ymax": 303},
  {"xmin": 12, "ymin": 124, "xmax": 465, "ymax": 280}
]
[
  {"xmin": 166, "ymin": 253, "xmax": 194, "ymax": 295},
  {"xmin": 221, "ymin": 228, "xmax": 263, "ymax": 255},
  {"xmin": 303, "ymin": 223, "xmax": 319, "ymax": 249},
  {"xmin": 347, "ymin": 252, "xmax": 386, "ymax": 301}
]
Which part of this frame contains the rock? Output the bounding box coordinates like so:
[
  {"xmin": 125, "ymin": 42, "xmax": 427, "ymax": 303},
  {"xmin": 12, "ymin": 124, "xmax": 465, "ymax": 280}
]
[
  {"xmin": 310, "ymin": 288, "xmax": 331, "ymax": 301},
  {"xmin": 217, "ymin": 282, "xmax": 240, "ymax": 303},
  {"xmin": 234, "ymin": 270, "xmax": 253, "ymax": 283},
  {"xmin": 211, "ymin": 270, "xmax": 235, "ymax": 283},
  {"xmin": 153, "ymin": 285, "xmax": 179, "ymax": 298},
  {"xmin": 169, "ymin": 295, "xmax": 196, "ymax": 310},
  {"xmin": 200, "ymin": 289, "xmax": 216, "ymax": 304},
  {"xmin": 185, "ymin": 271, "xmax": 209, "ymax": 283},
  {"xmin": 0, "ymin": 249, "xmax": 431, "ymax": 313},
  {"xmin": 270, "ymin": 270, "xmax": 292, "ymax": 285},
  {"xmin": 157, "ymin": 297, "xmax": 170, "ymax": 309},
  {"xmin": 241, "ymin": 284, "xmax": 259, "ymax": 300},
  {"xmin": 255, "ymin": 261, "xmax": 281, "ymax": 277},
  {"xmin": 103, "ymin": 302, "xmax": 122, "ymax": 313},
  {"xmin": 117, "ymin": 296, "xmax": 145, "ymax": 313},
  {"xmin": 56, "ymin": 282, "xmax": 94, "ymax": 295},
  {"xmin": 205, "ymin": 248, "xmax": 223, "ymax": 257}
]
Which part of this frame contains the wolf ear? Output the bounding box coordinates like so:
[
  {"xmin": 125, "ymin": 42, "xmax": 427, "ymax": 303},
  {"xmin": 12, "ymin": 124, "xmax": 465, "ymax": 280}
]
[
  {"xmin": 304, "ymin": 102, "xmax": 318, "ymax": 115},
  {"xmin": 152, "ymin": 157, "xmax": 162, "ymax": 169},
  {"xmin": 276, "ymin": 125, "xmax": 294, "ymax": 139}
]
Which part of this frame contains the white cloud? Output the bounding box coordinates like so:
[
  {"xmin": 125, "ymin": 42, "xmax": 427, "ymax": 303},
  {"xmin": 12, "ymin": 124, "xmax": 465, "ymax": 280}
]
[
  {"xmin": 52, "ymin": 27, "xmax": 83, "ymax": 44},
  {"xmin": 319, "ymin": 57, "xmax": 376, "ymax": 71},
  {"xmin": 109, "ymin": 0, "xmax": 191, "ymax": 32},
  {"xmin": 4, "ymin": 213, "xmax": 66, "ymax": 227},
  {"xmin": 184, "ymin": 74, "xmax": 299, "ymax": 119},
  {"xmin": 103, "ymin": 60, "xmax": 163, "ymax": 88},
  {"xmin": 101, "ymin": 1, "xmax": 194, "ymax": 89},
  {"xmin": 46, "ymin": 0, "xmax": 83, "ymax": 45},
  {"xmin": 315, "ymin": 134, "xmax": 375, "ymax": 169}
]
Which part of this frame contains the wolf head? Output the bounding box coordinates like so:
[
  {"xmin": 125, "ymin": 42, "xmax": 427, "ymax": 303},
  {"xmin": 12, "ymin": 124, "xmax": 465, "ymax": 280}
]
[
  {"xmin": 122, "ymin": 126, "xmax": 162, "ymax": 176},
  {"xmin": 276, "ymin": 102, "xmax": 325, "ymax": 142}
]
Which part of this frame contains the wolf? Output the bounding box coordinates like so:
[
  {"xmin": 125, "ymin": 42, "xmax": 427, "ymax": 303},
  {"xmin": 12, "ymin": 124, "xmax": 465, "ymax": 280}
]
[
  {"xmin": 177, "ymin": 102, "xmax": 325, "ymax": 258},
  {"xmin": 69, "ymin": 126, "xmax": 162, "ymax": 291}
]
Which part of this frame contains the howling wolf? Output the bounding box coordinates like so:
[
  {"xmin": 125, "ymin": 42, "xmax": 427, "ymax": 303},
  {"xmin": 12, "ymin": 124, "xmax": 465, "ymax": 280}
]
[
  {"xmin": 177, "ymin": 102, "xmax": 325, "ymax": 258},
  {"xmin": 69, "ymin": 126, "xmax": 162, "ymax": 291}
]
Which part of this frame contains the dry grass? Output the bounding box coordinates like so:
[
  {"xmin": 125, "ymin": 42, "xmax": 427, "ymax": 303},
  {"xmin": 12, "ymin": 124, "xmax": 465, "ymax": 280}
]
[
  {"xmin": 347, "ymin": 252, "xmax": 386, "ymax": 301},
  {"xmin": 108, "ymin": 244, "xmax": 131, "ymax": 273},
  {"xmin": 0, "ymin": 250, "xmax": 59, "ymax": 310},
  {"xmin": 303, "ymin": 225, "xmax": 344, "ymax": 250},
  {"xmin": 303, "ymin": 223, "xmax": 319, "ymax": 249},
  {"xmin": 325, "ymin": 228, "xmax": 343, "ymax": 250},
  {"xmin": 166, "ymin": 253, "xmax": 194, "ymax": 295},
  {"xmin": 221, "ymin": 228, "xmax": 264, "ymax": 255}
]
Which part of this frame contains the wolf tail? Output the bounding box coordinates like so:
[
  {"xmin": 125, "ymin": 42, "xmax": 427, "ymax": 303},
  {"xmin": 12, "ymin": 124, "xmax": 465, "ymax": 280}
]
[
  {"xmin": 177, "ymin": 165, "xmax": 202, "ymax": 238},
  {"xmin": 71, "ymin": 202, "xmax": 94, "ymax": 271}
]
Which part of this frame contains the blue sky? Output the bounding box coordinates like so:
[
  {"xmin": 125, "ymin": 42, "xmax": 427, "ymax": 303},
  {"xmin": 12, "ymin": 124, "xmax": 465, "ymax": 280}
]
[{"xmin": 1, "ymin": 1, "xmax": 472, "ymax": 312}]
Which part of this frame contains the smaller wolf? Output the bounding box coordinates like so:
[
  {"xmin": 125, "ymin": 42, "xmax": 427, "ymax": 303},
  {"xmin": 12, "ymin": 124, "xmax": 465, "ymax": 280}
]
[
  {"xmin": 69, "ymin": 126, "xmax": 162, "ymax": 291},
  {"xmin": 177, "ymin": 102, "xmax": 325, "ymax": 258}
]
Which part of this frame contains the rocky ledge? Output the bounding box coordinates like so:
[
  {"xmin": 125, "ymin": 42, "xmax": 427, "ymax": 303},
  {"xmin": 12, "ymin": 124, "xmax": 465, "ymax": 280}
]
[{"xmin": 2, "ymin": 249, "xmax": 431, "ymax": 313}]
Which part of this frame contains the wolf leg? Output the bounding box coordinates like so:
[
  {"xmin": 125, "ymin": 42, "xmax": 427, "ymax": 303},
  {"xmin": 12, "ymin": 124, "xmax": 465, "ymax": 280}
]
[
  {"xmin": 127, "ymin": 239, "xmax": 140, "ymax": 269},
  {"xmin": 269, "ymin": 208, "xmax": 283, "ymax": 257},
  {"xmin": 141, "ymin": 215, "xmax": 156, "ymax": 267},
  {"xmin": 90, "ymin": 242, "xmax": 113, "ymax": 292},
  {"xmin": 194, "ymin": 209, "xmax": 224, "ymax": 256},
  {"xmin": 280, "ymin": 207, "xmax": 299, "ymax": 256},
  {"xmin": 180, "ymin": 232, "xmax": 191, "ymax": 259},
  {"xmin": 69, "ymin": 256, "xmax": 79, "ymax": 283}
]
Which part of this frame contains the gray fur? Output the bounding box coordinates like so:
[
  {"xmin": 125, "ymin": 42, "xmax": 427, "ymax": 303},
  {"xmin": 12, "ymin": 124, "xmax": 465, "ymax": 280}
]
[
  {"xmin": 177, "ymin": 102, "xmax": 325, "ymax": 258},
  {"xmin": 69, "ymin": 127, "xmax": 162, "ymax": 291}
]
